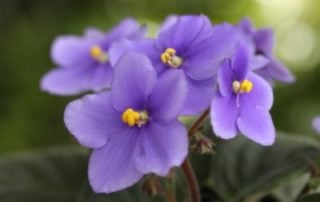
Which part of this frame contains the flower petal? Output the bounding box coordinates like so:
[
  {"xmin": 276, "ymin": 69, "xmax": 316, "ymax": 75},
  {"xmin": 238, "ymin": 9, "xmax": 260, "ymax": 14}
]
[
  {"xmin": 240, "ymin": 73, "xmax": 273, "ymax": 110},
  {"xmin": 101, "ymin": 18, "xmax": 145, "ymax": 48},
  {"xmin": 232, "ymin": 41, "xmax": 250, "ymax": 81},
  {"xmin": 312, "ymin": 117, "xmax": 320, "ymax": 134},
  {"xmin": 181, "ymin": 77, "xmax": 215, "ymax": 115},
  {"xmin": 158, "ymin": 15, "xmax": 178, "ymax": 34},
  {"xmin": 254, "ymin": 28, "xmax": 274, "ymax": 55},
  {"xmin": 84, "ymin": 27, "xmax": 105, "ymax": 40},
  {"xmin": 184, "ymin": 23, "xmax": 242, "ymax": 81},
  {"xmin": 135, "ymin": 121, "xmax": 188, "ymax": 176},
  {"xmin": 89, "ymin": 128, "xmax": 143, "ymax": 193},
  {"xmin": 256, "ymin": 58, "xmax": 295, "ymax": 84},
  {"xmin": 218, "ymin": 59, "xmax": 233, "ymax": 97},
  {"xmin": 108, "ymin": 38, "xmax": 160, "ymax": 71},
  {"xmin": 210, "ymin": 92, "xmax": 238, "ymax": 139},
  {"xmin": 156, "ymin": 15, "xmax": 212, "ymax": 51},
  {"xmin": 64, "ymin": 92, "xmax": 124, "ymax": 149},
  {"xmin": 50, "ymin": 36, "xmax": 94, "ymax": 68},
  {"xmin": 250, "ymin": 55, "xmax": 269, "ymax": 70},
  {"xmin": 40, "ymin": 64, "xmax": 113, "ymax": 96},
  {"xmin": 148, "ymin": 70, "xmax": 187, "ymax": 122},
  {"xmin": 111, "ymin": 52, "xmax": 157, "ymax": 111},
  {"xmin": 237, "ymin": 105, "xmax": 275, "ymax": 146},
  {"xmin": 238, "ymin": 17, "xmax": 254, "ymax": 35}
]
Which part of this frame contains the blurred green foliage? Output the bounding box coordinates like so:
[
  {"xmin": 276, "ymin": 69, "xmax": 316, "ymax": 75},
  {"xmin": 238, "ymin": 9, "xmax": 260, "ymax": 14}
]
[{"xmin": 1, "ymin": 0, "xmax": 320, "ymax": 201}]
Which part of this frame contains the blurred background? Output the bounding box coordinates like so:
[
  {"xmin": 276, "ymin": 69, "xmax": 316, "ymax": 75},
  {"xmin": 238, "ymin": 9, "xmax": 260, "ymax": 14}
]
[{"xmin": 0, "ymin": 0, "xmax": 320, "ymax": 201}]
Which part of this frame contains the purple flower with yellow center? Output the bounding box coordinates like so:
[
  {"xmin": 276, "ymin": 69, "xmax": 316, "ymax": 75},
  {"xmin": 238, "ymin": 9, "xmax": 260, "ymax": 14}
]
[
  {"xmin": 64, "ymin": 52, "xmax": 188, "ymax": 193},
  {"xmin": 312, "ymin": 116, "xmax": 320, "ymax": 134},
  {"xmin": 109, "ymin": 15, "xmax": 242, "ymax": 115},
  {"xmin": 41, "ymin": 18, "xmax": 146, "ymax": 96},
  {"xmin": 210, "ymin": 42, "xmax": 275, "ymax": 146},
  {"xmin": 238, "ymin": 18, "xmax": 295, "ymax": 84}
]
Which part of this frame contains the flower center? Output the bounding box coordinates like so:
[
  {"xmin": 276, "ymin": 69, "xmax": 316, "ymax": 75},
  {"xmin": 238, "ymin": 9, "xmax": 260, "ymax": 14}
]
[
  {"xmin": 90, "ymin": 45, "xmax": 108, "ymax": 63},
  {"xmin": 232, "ymin": 79, "xmax": 253, "ymax": 93},
  {"xmin": 121, "ymin": 108, "xmax": 148, "ymax": 127},
  {"xmin": 160, "ymin": 48, "xmax": 183, "ymax": 68}
]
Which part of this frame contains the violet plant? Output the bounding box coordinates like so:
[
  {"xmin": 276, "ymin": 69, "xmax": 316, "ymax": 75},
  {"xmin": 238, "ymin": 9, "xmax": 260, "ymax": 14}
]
[{"xmin": 40, "ymin": 15, "xmax": 297, "ymax": 201}]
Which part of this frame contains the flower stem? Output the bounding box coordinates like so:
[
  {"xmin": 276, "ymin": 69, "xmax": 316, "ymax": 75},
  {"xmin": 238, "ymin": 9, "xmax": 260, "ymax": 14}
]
[
  {"xmin": 188, "ymin": 109, "xmax": 210, "ymax": 138},
  {"xmin": 182, "ymin": 109, "xmax": 210, "ymax": 202},
  {"xmin": 181, "ymin": 159, "xmax": 201, "ymax": 202},
  {"xmin": 165, "ymin": 170, "xmax": 176, "ymax": 202}
]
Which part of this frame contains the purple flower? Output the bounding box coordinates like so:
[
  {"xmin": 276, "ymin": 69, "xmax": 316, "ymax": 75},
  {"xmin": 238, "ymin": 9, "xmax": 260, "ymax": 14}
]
[
  {"xmin": 109, "ymin": 15, "xmax": 242, "ymax": 115},
  {"xmin": 210, "ymin": 42, "xmax": 275, "ymax": 146},
  {"xmin": 312, "ymin": 116, "xmax": 320, "ymax": 134},
  {"xmin": 41, "ymin": 18, "xmax": 146, "ymax": 96},
  {"xmin": 64, "ymin": 52, "xmax": 188, "ymax": 193},
  {"xmin": 238, "ymin": 18, "xmax": 295, "ymax": 84}
]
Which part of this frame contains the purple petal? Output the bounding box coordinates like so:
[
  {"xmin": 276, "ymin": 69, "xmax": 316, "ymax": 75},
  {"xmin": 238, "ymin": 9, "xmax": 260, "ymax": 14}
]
[
  {"xmin": 181, "ymin": 77, "xmax": 215, "ymax": 116},
  {"xmin": 237, "ymin": 105, "xmax": 275, "ymax": 146},
  {"xmin": 240, "ymin": 73, "xmax": 273, "ymax": 110},
  {"xmin": 50, "ymin": 36, "xmax": 94, "ymax": 68},
  {"xmin": 101, "ymin": 18, "xmax": 145, "ymax": 48},
  {"xmin": 108, "ymin": 38, "xmax": 161, "ymax": 72},
  {"xmin": 111, "ymin": 52, "xmax": 157, "ymax": 111},
  {"xmin": 89, "ymin": 128, "xmax": 143, "ymax": 193},
  {"xmin": 40, "ymin": 65, "xmax": 113, "ymax": 96},
  {"xmin": 156, "ymin": 15, "xmax": 212, "ymax": 51},
  {"xmin": 148, "ymin": 70, "xmax": 187, "ymax": 122},
  {"xmin": 254, "ymin": 28, "xmax": 274, "ymax": 55},
  {"xmin": 210, "ymin": 92, "xmax": 238, "ymax": 139},
  {"xmin": 238, "ymin": 17, "xmax": 254, "ymax": 35},
  {"xmin": 184, "ymin": 23, "xmax": 242, "ymax": 81},
  {"xmin": 135, "ymin": 121, "xmax": 188, "ymax": 176},
  {"xmin": 256, "ymin": 58, "xmax": 295, "ymax": 84},
  {"xmin": 250, "ymin": 55, "xmax": 269, "ymax": 70},
  {"xmin": 217, "ymin": 59, "xmax": 233, "ymax": 97},
  {"xmin": 158, "ymin": 15, "xmax": 178, "ymax": 34},
  {"xmin": 232, "ymin": 41, "xmax": 250, "ymax": 81},
  {"xmin": 312, "ymin": 117, "xmax": 320, "ymax": 134},
  {"xmin": 84, "ymin": 27, "xmax": 105, "ymax": 40},
  {"xmin": 64, "ymin": 92, "xmax": 124, "ymax": 149}
]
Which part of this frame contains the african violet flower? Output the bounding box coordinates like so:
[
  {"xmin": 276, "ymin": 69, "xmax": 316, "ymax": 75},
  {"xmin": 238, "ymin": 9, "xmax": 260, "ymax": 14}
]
[
  {"xmin": 41, "ymin": 18, "xmax": 146, "ymax": 96},
  {"xmin": 109, "ymin": 15, "xmax": 242, "ymax": 115},
  {"xmin": 64, "ymin": 52, "xmax": 188, "ymax": 193},
  {"xmin": 211, "ymin": 42, "xmax": 275, "ymax": 146},
  {"xmin": 312, "ymin": 116, "xmax": 320, "ymax": 134},
  {"xmin": 238, "ymin": 18, "xmax": 295, "ymax": 84}
]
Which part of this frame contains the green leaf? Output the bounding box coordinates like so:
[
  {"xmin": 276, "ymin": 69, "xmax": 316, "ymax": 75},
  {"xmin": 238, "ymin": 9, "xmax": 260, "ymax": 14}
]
[
  {"xmin": 0, "ymin": 146, "xmax": 88, "ymax": 202},
  {"xmin": 296, "ymin": 193, "xmax": 320, "ymax": 202},
  {"xmin": 77, "ymin": 182, "xmax": 163, "ymax": 202},
  {"xmin": 0, "ymin": 146, "xmax": 177, "ymax": 202},
  {"xmin": 205, "ymin": 133, "xmax": 320, "ymax": 202},
  {"xmin": 272, "ymin": 173, "xmax": 310, "ymax": 202}
]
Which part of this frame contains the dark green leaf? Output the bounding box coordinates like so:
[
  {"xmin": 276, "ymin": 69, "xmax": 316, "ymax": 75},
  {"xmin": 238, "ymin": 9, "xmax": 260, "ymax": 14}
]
[
  {"xmin": 296, "ymin": 193, "xmax": 320, "ymax": 202},
  {"xmin": 0, "ymin": 146, "xmax": 88, "ymax": 202},
  {"xmin": 205, "ymin": 133, "xmax": 320, "ymax": 202}
]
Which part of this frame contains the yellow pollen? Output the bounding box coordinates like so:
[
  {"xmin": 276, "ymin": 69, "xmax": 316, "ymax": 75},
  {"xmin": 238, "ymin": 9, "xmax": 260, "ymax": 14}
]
[
  {"xmin": 160, "ymin": 48, "xmax": 182, "ymax": 68},
  {"xmin": 121, "ymin": 108, "xmax": 148, "ymax": 127},
  {"xmin": 232, "ymin": 79, "xmax": 253, "ymax": 93},
  {"xmin": 90, "ymin": 45, "xmax": 108, "ymax": 63}
]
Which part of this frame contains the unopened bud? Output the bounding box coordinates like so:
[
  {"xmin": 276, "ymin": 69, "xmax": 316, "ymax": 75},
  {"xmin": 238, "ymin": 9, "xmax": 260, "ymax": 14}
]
[
  {"xmin": 142, "ymin": 175, "xmax": 163, "ymax": 197},
  {"xmin": 191, "ymin": 132, "xmax": 215, "ymax": 154}
]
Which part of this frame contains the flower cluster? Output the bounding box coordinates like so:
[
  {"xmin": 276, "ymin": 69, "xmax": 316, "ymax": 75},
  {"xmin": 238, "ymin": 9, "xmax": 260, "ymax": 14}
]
[{"xmin": 41, "ymin": 15, "xmax": 294, "ymax": 193}]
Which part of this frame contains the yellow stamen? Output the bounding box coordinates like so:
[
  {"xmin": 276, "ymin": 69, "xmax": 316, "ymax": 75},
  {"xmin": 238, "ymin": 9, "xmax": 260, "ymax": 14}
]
[
  {"xmin": 160, "ymin": 48, "xmax": 182, "ymax": 68},
  {"xmin": 121, "ymin": 108, "xmax": 148, "ymax": 127},
  {"xmin": 90, "ymin": 45, "xmax": 108, "ymax": 63},
  {"xmin": 232, "ymin": 79, "xmax": 253, "ymax": 93}
]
